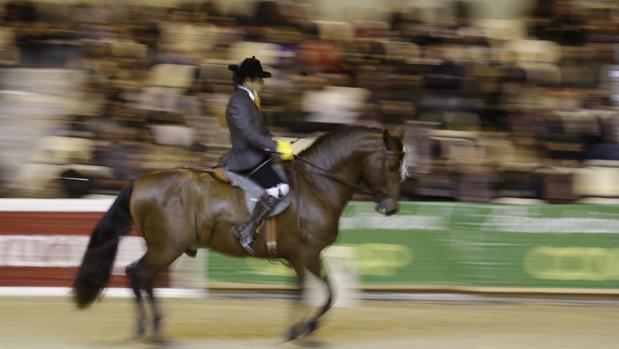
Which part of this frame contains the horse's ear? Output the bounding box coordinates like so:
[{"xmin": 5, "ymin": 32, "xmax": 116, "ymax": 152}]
[
  {"xmin": 383, "ymin": 129, "xmax": 392, "ymax": 147},
  {"xmin": 383, "ymin": 129, "xmax": 400, "ymax": 151}
]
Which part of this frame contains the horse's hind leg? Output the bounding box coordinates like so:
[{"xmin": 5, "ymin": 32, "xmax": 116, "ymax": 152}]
[
  {"xmin": 144, "ymin": 281, "xmax": 162, "ymax": 339},
  {"xmin": 126, "ymin": 262, "xmax": 147, "ymax": 338},
  {"xmin": 126, "ymin": 246, "xmax": 184, "ymax": 339}
]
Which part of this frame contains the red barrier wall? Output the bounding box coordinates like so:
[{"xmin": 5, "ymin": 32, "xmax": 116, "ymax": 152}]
[{"xmin": 0, "ymin": 205, "xmax": 168, "ymax": 287}]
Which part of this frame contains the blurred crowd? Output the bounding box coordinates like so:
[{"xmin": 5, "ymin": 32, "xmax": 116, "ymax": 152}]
[{"xmin": 0, "ymin": 0, "xmax": 617, "ymax": 203}]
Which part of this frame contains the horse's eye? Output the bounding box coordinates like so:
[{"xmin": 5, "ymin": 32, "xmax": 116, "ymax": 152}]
[{"xmin": 388, "ymin": 165, "xmax": 399, "ymax": 172}]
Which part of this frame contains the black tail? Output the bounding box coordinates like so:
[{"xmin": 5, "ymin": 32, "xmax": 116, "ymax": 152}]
[{"xmin": 72, "ymin": 182, "xmax": 134, "ymax": 308}]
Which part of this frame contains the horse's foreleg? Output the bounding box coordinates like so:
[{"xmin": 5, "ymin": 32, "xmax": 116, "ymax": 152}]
[
  {"xmin": 303, "ymin": 256, "xmax": 334, "ymax": 335},
  {"xmin": 285, "ymin": 258, "xmax": 308, "ymax": 342},
  {"xmin": 284, "ymin": 253, "xmax": 334, "ymax": 340}
]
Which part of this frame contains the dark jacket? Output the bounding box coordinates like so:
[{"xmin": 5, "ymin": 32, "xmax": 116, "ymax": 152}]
[{"xmin": 219, "ymin": 89, "xmax": 277, "ymax": 171}]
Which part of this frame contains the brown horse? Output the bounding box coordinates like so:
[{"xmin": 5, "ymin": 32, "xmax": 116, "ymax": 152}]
[{"xmin": 72, "ymin": 126, "xmax": 404, "ymax": 341}]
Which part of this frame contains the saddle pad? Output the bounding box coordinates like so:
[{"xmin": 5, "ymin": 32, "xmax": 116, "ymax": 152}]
[{"xmin": 222, "ymin": 165, "xmax": 291, "ymax": 217}]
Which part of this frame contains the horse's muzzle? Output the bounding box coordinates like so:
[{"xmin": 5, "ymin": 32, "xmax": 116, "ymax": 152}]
[{"xmin": 376, "ymin": 198, "xmax": 399, "ymax": 216}]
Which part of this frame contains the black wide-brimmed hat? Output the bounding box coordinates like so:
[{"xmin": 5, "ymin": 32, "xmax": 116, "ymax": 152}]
[{"xmin": 228, "ymin": 56, "xmax": 271, "ymax": 78}]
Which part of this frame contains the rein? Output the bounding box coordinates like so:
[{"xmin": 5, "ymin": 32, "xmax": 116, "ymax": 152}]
[
  {"xmin": 265, "ymin": 141, "xmax": 404, "ymax": 242},
  {"xmin": 282, "ymin": 153, "xmax": 371, "ymax": 242},
  {"xmin": 292, "ymin": 148, "xmax": 404, "ymax": 197},
  {"xmin": 292, "ymin": 155, "xmax": 373, "ymax": 196}
]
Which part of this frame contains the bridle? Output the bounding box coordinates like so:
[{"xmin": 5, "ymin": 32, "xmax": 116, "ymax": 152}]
[
  {"xmin": 279, "ymin": 143, "xmax": 407, "ymax": 240},
  {"xmin": 292, "ymin": 146, "xmax": 405, "ymax": 201},
  {"xmin": 371, "ymin": 148, "xmax": 406, "ymax": 202}
]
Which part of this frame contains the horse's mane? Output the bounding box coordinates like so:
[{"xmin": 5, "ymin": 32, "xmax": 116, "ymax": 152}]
[{"xmin": 298, "ymin": 126, "xmax": 383, "ymax": 170}]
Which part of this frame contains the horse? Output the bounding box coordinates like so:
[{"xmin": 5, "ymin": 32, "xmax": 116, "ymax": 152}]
[{"xmin": 72, "ymin": 126, "xmax": 404, "ymax": 341}]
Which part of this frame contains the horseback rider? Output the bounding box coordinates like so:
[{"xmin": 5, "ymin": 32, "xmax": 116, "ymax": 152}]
[{"xmin": 219, "ymin": 56, "xmax": 294, "ymax": 254}]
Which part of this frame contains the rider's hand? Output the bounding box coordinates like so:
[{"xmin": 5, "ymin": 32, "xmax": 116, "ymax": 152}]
[{"xmin": 276, "ymin": 140, "xmax": 294, "ymax": 160}]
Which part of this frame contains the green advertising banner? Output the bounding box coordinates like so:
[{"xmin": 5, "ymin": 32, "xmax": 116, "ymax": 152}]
[{"xmin": 206, "ymin": 202, "xmax": 619, "ymax": 291}]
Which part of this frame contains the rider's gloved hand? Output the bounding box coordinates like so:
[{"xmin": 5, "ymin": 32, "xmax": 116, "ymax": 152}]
[{"xmin": 275, "ymin": 140, "xmax": 294, "ymax": 160}]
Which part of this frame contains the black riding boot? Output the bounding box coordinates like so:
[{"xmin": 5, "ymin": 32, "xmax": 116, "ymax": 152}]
[{"xmin": 235, "ymin": 193, "xmax": 280, "ymax": 255}]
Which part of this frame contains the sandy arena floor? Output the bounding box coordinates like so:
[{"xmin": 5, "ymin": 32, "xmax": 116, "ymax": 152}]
[{"xmin": 0, "ymin": 296, "xmax": 618, "ymax": 349}]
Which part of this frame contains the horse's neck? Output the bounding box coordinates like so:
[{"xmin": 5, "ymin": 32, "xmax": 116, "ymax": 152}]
[
  {"xmin": 299, "ymin": 151, "xmax": 364, "ymax": 215},
  {"xmin": 295, "ymin": 128, "xmax": 381, "ymax": 215}
]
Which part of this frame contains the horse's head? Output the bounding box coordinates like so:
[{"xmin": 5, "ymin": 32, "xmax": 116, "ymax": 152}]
[{"xmin": 361, "ymin": 130, "xmax": 404, "ymax": 216}]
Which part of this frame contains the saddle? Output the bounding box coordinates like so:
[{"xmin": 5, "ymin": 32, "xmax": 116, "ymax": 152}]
[
  {"xmin": 206, "ymin": 166, "xmax": 292, "ymax": 217},
  {"xmin": 209, "ymin": 167, "xmax": 231, "ymax": 183},
  {"xmin": 204, "ymin": 165, "xmax": 292, "ymax": 257}
]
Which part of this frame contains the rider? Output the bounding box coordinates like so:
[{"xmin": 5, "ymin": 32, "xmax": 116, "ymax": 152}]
[{"xmin": 219, "ymin": 56, "xmax": 294, "ymax": 254}]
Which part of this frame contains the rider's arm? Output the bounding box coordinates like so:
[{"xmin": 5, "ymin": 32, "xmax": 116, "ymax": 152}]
[{"xmin": 227, "ymin": 97, "xmax": 277, "ymax": 152}]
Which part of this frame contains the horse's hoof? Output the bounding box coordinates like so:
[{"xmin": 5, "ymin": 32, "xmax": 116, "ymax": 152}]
[
  {"xmin": 284, "ymin": 325, "xmax": 301, "ymax": 342},
  {"xmin": 303, "ymin": 319, "xmax": 319, "ymax": 334},
  {"xmin": 149, "ymin": 336, "xmax": 172, "ymax": 346},
  {"xmin": 134, "ymin": 322, "xmax": 146, "ymax": 339},
  {"xmin": 152, "ymin": 315, "xmax": 162, "ymax": 336},
  {"xmin": 299, "ymin": 338, "xmax": 328, "ymax": 348}
]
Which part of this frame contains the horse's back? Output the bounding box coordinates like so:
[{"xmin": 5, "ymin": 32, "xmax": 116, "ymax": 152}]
[
  {"xmin": 132, "ymin": 168, "xmax": 196, "ymax": 201},
  {"xmin": 131, "ymin": 167, "xmax": 235, "ymax": 205},
  {"xmin": 130, "ymin": 167, "xmax": 244, "ymax": 231}
]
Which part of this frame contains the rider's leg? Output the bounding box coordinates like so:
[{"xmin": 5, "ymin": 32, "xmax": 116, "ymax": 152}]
[
  {"xmin": 276, "ymin": 183, "xmax": 290, "ymax": 196},
  {"xmin": 235, "ymin": 164, "xmax": 288, "ymax": 254}
]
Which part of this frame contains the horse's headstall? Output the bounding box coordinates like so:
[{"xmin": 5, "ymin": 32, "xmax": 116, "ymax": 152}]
[{"xmin": 399, "ymin": 145, "xmax": 412, "ymax": 183}]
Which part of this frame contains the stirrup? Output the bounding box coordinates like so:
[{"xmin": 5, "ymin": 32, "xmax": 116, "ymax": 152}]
[
  {"xmin": 240, "ymin": 238, "xmax": 255, "ymax": 255},
  {"xmin": 234, "ymin": 222, "xmax": 256, "ymax": 255}
]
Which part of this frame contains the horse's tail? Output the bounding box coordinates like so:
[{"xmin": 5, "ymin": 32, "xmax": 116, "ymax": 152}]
[{"xmin": 72, "ymin": 182, "xmax": 134, "ymax": 309}]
